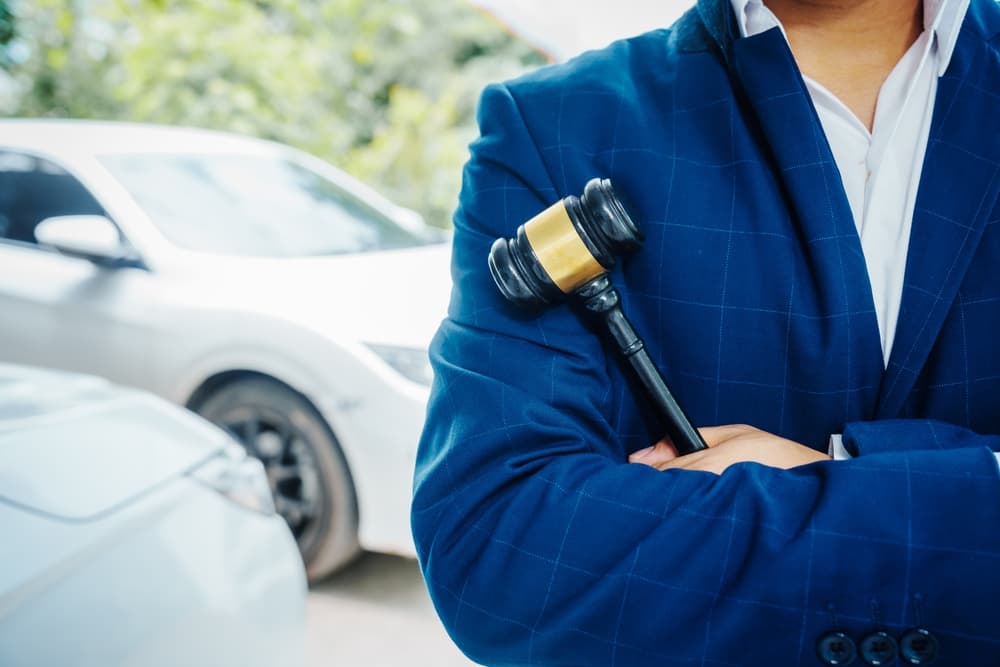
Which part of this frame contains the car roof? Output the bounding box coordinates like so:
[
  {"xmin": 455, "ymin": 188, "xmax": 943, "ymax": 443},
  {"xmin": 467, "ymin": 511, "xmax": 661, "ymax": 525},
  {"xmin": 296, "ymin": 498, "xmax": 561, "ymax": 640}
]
[
  {"xmin": 0, "ymin": 118, "xmax": 417, "ymax": 226},
  {"xmin": 0, "ymin": 364, "xmax": 125, "ymax": 425},
  {"xmin": 0, "ymin": 119, "xmax": 287, "ymax": 157}
]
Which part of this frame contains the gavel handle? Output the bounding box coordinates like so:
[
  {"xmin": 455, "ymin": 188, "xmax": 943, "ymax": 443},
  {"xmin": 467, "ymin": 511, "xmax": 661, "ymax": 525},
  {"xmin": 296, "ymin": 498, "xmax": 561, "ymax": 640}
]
[{"xmin": 578, "ymin": 276, "xmax": 708, "ymax": 456}]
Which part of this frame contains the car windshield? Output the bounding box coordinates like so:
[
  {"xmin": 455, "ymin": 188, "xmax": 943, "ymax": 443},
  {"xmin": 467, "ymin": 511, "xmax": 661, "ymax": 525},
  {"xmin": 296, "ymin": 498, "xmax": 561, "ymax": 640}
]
[{"xmin": 99, "ymin": 153, "xmax": 432, "ymax": 257}]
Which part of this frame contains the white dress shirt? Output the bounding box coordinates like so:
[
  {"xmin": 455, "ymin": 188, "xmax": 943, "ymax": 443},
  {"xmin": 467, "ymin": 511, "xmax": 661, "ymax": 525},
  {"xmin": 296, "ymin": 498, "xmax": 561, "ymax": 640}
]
[{"xmin": 728, "ymin": 0, "xmax": 998, "ymax": 466}]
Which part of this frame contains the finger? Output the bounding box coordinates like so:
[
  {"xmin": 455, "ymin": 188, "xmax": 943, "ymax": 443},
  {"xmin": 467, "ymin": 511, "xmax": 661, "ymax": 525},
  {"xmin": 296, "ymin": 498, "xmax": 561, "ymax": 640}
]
[
  {"xmin": 658, "ymin": 448, "xmax": 709, "ymax": 470},
  {"xmin": 660, "ymin": 452, "xmax": 726, "ymax": 475},
  {"xmin": 698, "ymin": 424, "xmax": 757, "ymax": 447},
  {"xmin": 629, "ymin": 439, "xmax": 678, "ymax": 466}
]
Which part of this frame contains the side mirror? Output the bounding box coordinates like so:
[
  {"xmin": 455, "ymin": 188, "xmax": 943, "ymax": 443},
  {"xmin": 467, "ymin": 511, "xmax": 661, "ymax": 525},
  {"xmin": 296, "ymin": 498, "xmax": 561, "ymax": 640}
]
[{"xmin": 35, "ymin": 215, "xmax": 140, "ymax": 267}]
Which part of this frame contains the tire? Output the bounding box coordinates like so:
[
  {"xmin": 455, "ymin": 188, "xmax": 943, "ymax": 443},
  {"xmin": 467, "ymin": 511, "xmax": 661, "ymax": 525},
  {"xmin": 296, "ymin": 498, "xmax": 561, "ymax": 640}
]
[{"xmin": 195, "ymin": 376, "xmax": 360, "ymax": 581}]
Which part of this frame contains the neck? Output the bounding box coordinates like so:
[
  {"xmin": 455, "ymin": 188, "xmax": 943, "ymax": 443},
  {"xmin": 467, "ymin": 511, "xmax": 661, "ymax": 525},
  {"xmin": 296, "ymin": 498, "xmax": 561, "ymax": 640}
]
[
  {"xmin": 764, "ymin": 0, "xmax": 924, "ymax": 129},
  {"xmin": 766, "ymin": 0, "xmax": 924, "ymax": 47}
]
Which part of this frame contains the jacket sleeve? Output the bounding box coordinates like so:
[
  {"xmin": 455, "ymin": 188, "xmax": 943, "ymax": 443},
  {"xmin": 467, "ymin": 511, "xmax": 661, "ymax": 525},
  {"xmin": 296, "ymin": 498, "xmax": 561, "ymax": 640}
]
[{"xmin": 411, "ymin": 83, "xmax": 1000, "ymax": 666}]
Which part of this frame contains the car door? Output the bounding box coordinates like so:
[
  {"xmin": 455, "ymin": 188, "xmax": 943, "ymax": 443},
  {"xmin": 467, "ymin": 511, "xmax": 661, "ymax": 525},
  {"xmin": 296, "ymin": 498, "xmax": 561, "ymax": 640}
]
[{"xmin": 0, "ymin": 149, "xmax": 156, "ymax": 389}]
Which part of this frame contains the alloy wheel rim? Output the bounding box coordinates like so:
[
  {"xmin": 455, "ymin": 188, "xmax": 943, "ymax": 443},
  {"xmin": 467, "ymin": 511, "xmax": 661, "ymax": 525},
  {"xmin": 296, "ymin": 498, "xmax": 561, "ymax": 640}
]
[{"xmin": 216, "ymin": 405, "xmax": 325, "ymax": 549}]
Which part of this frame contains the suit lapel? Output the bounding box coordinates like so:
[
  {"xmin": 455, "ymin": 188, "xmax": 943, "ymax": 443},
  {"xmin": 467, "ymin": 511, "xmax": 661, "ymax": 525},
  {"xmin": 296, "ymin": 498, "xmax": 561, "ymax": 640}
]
[
  {"xmin": 723, "ymin": 21, "xmax": 886, "ymax": 420},
  {"xmin": 876, "ymin": 3, "xmax": 1000, "ymax": 418}
]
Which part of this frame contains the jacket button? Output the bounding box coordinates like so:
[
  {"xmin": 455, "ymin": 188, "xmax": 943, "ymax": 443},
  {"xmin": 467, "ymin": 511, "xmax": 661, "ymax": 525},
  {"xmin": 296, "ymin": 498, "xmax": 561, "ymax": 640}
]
[
  {"xmin": 860, "ymin": 631, "xmax": 898, "ymax": 665},
  {"xmin": 817, "ymin": 631, "xmax": 857, "ymax": 665},
  {"xmin": 900, "ymin": 628, "xmax": 939, "ymax": 664}
]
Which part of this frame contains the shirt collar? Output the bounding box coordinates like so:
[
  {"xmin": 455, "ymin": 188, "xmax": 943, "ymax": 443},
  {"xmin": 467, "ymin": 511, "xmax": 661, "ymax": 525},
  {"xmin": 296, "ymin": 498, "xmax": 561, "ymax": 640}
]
[{"xmin": 728, "ymin": 0, "xmax": 970, "ymax": 75}]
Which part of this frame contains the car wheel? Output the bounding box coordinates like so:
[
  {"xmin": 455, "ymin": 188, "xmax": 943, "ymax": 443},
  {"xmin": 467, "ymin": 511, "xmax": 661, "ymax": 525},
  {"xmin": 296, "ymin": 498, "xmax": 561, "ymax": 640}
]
[{"xmin": 195, "ymin": 376, "xmax": 360, "ymax": 581}]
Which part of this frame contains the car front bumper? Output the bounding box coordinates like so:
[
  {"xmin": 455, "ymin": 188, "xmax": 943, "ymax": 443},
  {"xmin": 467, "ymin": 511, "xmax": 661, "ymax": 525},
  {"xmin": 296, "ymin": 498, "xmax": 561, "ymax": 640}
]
[
  {"xmin": 316, "ymin": 379, "xmax": 427, "ymax": 558},
  {"xmin": 0, "ymin": 476, "xmax": 307, "ymax": 667}
]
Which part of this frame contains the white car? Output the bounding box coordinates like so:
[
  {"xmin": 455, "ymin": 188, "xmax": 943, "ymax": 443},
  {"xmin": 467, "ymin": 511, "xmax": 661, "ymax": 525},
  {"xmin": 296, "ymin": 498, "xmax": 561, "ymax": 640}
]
[
  {"xmin": 0, "ymin": 364, "xmax": 306, "ymax": 666},
  {"xmin": 0, "ymin": 120, "xmax": 451, "ymax": 580}
]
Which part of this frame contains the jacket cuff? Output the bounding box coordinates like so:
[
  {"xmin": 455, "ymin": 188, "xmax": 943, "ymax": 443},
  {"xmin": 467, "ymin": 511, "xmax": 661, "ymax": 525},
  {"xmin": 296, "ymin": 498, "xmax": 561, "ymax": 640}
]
[{"xmin": 842, "ymin": 419, "xmax": 1000, "ymax": 458}]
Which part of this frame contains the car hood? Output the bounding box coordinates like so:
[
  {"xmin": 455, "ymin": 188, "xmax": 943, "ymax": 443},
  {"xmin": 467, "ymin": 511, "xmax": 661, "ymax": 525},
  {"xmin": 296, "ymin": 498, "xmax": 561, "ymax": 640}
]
[
  {"xmin": 177, "ymin": 243, "xmax": 455, "ymax": 349},
  {"xmin": 0, "ymin": 365, "xmax": 227, "ymax": 521}
]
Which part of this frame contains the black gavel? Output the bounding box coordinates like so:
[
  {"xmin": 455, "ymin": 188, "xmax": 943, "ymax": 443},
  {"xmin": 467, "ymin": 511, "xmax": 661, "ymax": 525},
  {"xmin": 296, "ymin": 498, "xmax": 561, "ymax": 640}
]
[{"xmin": 488, "ymin": 178, "xmax": 707, "ymax": 456}]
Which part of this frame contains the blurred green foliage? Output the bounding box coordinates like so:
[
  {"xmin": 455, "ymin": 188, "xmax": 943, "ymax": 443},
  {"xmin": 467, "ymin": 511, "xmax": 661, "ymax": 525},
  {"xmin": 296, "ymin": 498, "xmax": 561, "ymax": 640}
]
[
  {"xmin": 0, "ymin": 2, "xmax": 14, "ymax": 58},
  {"xmin": 2, "ymin": 0, "xmax": 545, "ymax": 227}
]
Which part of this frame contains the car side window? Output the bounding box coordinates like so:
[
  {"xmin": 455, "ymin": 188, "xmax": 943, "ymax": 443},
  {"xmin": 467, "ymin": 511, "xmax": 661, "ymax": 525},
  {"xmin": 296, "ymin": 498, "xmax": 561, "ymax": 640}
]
[{"xmin": 0, "ymin": 151, "xmax": 105, "ymax": 245}]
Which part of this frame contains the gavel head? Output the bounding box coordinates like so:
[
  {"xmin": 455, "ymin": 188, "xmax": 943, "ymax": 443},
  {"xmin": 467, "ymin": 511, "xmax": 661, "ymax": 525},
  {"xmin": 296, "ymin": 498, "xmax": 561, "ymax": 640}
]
[{"xmin": 488, "ymin": 178, "xmax": 643, "ymax": 309}]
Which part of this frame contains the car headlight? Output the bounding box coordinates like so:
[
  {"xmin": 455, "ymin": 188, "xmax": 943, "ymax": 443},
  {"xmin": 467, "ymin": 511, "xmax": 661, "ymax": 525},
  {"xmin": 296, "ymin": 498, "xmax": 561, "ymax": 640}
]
[
  {"xmin": 189, "ymin": 442, "xmax": 276, "ymax": 515},
  {"xmin": 365, "ymin": 343, "xmax": 433, "ymax": 386}
]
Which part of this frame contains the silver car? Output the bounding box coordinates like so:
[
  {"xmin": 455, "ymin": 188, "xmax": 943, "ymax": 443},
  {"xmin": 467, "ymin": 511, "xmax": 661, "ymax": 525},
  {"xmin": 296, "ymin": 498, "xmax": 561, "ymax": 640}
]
[
  {"xmin": 0, "ymin": 364, "xmax": 306, "ymax": 666},
  {"xmin": 0, "ymin": 120, "xmax": 451, "ymax": 580}
]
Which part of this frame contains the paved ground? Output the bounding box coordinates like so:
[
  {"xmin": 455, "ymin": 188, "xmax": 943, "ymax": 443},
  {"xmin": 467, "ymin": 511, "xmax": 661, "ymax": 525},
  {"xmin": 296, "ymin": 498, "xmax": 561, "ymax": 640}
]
[{"xmin": 307, "ymin": 552, "xmax": 475, "ymax": 667}]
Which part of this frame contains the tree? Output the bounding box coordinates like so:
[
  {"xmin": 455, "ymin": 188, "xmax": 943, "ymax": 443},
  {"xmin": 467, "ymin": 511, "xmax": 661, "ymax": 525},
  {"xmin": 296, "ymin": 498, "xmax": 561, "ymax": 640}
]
[{"xmin": 3, "ymin": 0, "xmax": 545, "ymax": 226}]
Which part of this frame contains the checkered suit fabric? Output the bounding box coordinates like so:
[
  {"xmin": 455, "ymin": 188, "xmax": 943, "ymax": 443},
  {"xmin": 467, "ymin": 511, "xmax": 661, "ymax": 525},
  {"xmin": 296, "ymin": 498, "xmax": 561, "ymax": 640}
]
[{"xmin": 413, "ymin": 0, "xmax": 1000, "ymax": 664}]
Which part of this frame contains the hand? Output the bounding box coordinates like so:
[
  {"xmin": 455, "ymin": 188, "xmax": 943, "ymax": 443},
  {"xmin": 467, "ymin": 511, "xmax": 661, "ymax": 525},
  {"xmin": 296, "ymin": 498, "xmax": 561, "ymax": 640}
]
[{"xmin": 629, "ymin": 424, "xmax": 830, "ymax": 475}]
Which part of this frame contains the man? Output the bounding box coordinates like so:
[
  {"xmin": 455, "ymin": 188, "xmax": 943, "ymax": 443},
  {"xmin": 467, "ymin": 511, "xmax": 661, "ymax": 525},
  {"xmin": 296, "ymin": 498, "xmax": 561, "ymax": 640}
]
[{"xmin": 413, "ymin": 0, "xmax": 1000, "ymax": 664}]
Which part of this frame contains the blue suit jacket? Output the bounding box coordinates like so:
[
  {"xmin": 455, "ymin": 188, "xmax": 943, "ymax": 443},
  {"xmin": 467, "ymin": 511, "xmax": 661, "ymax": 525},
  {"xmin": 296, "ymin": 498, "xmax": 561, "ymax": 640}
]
[{"xmin": 413, "ymin": 0, "xmax": 1000, "ymax": 664}]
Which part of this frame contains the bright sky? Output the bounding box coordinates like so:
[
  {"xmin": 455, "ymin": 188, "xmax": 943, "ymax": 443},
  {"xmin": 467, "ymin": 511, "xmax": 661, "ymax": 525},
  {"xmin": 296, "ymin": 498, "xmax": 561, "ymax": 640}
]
[{"xmin": 468, "ymin": 0, "xmax": 695, "ymax": 60}]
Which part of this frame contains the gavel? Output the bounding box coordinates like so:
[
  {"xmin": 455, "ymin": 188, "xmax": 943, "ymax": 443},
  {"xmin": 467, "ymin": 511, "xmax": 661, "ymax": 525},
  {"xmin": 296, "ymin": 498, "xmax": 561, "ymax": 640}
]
[{"xmin": 488, "ymin": 178, "xmax": 707, "ymax": 456}]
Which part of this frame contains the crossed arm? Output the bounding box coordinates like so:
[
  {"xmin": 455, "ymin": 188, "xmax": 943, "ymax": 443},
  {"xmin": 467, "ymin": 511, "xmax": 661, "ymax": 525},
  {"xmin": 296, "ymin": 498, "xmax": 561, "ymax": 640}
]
[{"xmin": 415, "ymin": 316, "xmax": 1000, "ymax": 664}]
